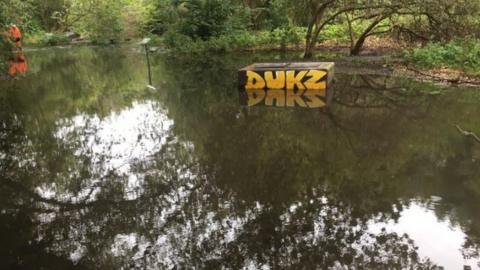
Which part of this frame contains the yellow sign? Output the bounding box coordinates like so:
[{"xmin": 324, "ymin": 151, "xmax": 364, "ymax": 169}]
[
  {"xmin": 245, "ymin": 70, "xmax": 327, "ymax": 90},
  {"xmin": 238, "ymin": 62, "xmax": 334, "ymax": 91}
]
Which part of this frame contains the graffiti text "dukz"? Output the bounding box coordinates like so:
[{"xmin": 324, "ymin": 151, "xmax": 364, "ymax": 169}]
[{"xmin": 245, "ymin": 70, "xmax": 327, "ymax": 90}]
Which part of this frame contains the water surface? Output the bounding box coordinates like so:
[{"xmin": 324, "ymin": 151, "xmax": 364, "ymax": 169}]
[{"xmin": 1, "ymin": 46, "xmax": 480, "ymax": 269}]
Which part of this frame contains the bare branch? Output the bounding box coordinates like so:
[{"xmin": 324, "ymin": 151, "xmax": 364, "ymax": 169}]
[{"xmin": 456, "ymin": 125, "xmax": 480, "ymax": 144}]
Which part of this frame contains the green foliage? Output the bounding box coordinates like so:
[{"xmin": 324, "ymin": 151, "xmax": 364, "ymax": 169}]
[
  {"xmin": 156, "ymin": 0, "xmax": 399, "ymax": 54},
  {"xmin": 0, "ymin": 0, "xmax": 37, "ymax": 31},
  {"xmin": 43, "ymin": 32, "xmax": 70, "ymax": 46},
  {"xmin": 407, "ymin": 0, "xmax": 480, "ymax": 41},
  {"xmin": 161, "ymin": 27, "xmax": 306, "ymax": 54},
  {"xmin": 151, "ymin": 0, "xmax": 248, "ymax": 41},
  {"xmin": 33, "ymin": 0, "xmax": 67, "ymax": 31},
  {"xmin": 66, "ymin": 0, "xmax": 124, "ymax": 41},
  {"xmin": 1, "ymin": 0, "xmax": 480, "ymax": 59},
  {"xmin": 272, "ymin": 26, "xmax": 305, "ymax": 45},
  {"xmin": 320, "ymin": 24, "xmax": 350, "ymax": 43},
  {"xmin": 22, "ymin": 31, "xmax": 70, "ymax": 46},
  {"xmin": 404, "ymin": 39, "xmax": 480, "ymax": 72},
  {"xmin": 264, "ymin": 0, "xmax": 290, "ymax": 29},
  {"xmin": 178, "ymin": 0, "xmax": 235, "ymax": 40},
  {"xmin": 0, "ymin": 36, "xmax": 12, "ymax": 73}
]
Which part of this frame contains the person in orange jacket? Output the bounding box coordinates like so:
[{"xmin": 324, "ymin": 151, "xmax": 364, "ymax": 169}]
[
  {"xmin": 8, "ymin": 52, "xmax": 28, "ymax": 77},
  {"xmin": 8, "ymin": 24, "xmax": 22, "ymax": 49}
]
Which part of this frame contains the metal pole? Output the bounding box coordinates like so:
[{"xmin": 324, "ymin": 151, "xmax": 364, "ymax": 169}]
[{"xmin": 144, "ymin": 44, "xmax": 152, "ymax": 86}]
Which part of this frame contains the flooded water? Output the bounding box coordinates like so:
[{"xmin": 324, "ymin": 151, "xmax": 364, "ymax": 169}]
[{"xmin": 1, "ymin": 46, "xmax": 480, "ymax": 269}]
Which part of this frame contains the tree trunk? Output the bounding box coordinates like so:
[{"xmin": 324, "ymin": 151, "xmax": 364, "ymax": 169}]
[
  {"xmin": 303, "ymin": 1, "xmax": 333, "ymax": 59},
  {"xmin": 350, "ymin": 15, "xmax": 388, "ymax": 56},
  {"xmin": 304, "ymin": 21, "xmax": 315, "ymax": 59},
  {"xmin": 350, "ymin": 35, "xmax": 367, "ymax": 55},
  {"xmin": 303, "ymin": 20, "xmax": 325, "ymax": 59},
  {"xmin": 304, "ymin": 41, "xmax": 314, "ymax": 58}
]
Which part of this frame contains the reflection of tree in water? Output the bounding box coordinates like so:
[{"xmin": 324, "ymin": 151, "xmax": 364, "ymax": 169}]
[
  {"xmin": 0, "ymin": 48, "xmax": 159, "ymax": 269},
  {"xmin": 332, "ymin": 74, "xmax": 440, "ymax": 114},
  {"xmin": 0, "ymin": 99, "xmax": 86, "ymax": 269},
  {"xmin": 325, "ymin": 76, "xmax": 480, "ymax": 263},
  {"xmin": 2, "ymin": 164, "xmax": 436, "ymax": 269},
  {"xmin": 153, "ymin": 55, "xmax": 480, "ymax": 266},
  {"xmin": 2, "ymin": 50, "xmax": 480, "ymax": 268},
  {"xmin": 0, "ymin": 97, "xmax": 437, "ymax": 269},
  {"xmin": 417, "ymin": 138, "xmax": 480, "ymax": 262}
]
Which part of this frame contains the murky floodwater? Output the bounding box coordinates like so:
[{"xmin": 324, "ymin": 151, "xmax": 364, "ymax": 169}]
[{"xmin": 1, "ymin": 46, "xmax": 480, "ymax": 269}]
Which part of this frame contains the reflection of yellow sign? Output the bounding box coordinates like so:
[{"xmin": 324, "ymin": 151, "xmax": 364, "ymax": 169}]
[
  {"xmin": 241, "ymin": 89, "xmax": 327, "ymax": 108},
  {"xmin": 245, "ymin": 70, "xmax": 327, "ymax": 90}
]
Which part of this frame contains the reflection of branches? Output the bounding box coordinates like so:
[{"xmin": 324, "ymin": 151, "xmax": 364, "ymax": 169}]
[
  {"xmin": 463, "ymin": 238, "xmax": 480, "ymax": 260},
  {"xmin": 359, "ymin": 75, "xmax": 415, "ymax": 108},
  {"xmin": 2, "ymin": 176, "xmax": 104, "ymax": 210},
  {"xmin": 334, "ymin": 98, "xmax": 388, "ymax": 108},
  {"xmin": 197, "ymin": 195, "xmax": 436, "ymax": 270},
  {"xmin": 322, "ymin": 108, "xmax": 361, "ymax": 157},
  {"xmin": 334, "ymin": 75, "xmax": 409, "ymax": 109},
  {"xmin": 2, "ymin": 172, "xmax": 194, "ymax": 212},
  {"xmin": 333, "ymin": 74, "xmax": 436, "ymax": 122},
  {"xmin": 456, "ymin": 125, "xmax": 480, "ymax": 144}
]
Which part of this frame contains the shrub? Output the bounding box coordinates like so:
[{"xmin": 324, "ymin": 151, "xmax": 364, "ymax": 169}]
[
  {"xmin": 43, "ymin": 33, "xmax": 69, "ymax": 46},
  {"xmin": 160, "ymin": 26, "xmax": 307, "ymax": 55},
  {"xmin": 403, "ymin": 39, "xmax": 480, "ymax": 73}
]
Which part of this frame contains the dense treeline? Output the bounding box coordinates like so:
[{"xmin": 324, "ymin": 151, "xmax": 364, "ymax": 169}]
[{"xmin": 1, "ymin": 0, "xmax": 480, "ymax": 58}]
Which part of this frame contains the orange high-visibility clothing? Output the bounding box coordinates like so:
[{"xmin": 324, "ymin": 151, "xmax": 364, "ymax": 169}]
[
  {"xmin": 17, "ymin": 61, "xmax": 27, "ymax": 74},
  {"xmin": 8, "ymin": 61, "xmax": 28, "ymax": 77},
  {"xmin": 9, "ymin": 26, "xmax": 22, "ymax": 40},
  {"xmin": 8, "ymin": 53, "xmax": 28, "ymax": 77}
]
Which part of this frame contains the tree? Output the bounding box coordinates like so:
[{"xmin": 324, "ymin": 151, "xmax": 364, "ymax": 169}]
[
  {"xmin": 150, "ymin": 0, "xmax": 246, "ymax": 41},
  {"xmin": 0, "ymin": 0, "xmax": 36, "ymax": 31},
  {"xmin": 345, "ymin": 1, "xmax": 402, "ymax": 55},
  {"xmin": 298, "ymin": 0, "xmax": 420, "ymax": 58},
  {"xmin": 403, "ymin": 0, "xmax": 480, "ymax": 41},
  {"xmin": 33, "ymin": 0, "xmax": 66, "ymax": 31}
]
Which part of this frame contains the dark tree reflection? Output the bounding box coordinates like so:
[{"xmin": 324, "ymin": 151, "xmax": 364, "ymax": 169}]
[
  {"xmin": 1, "ymin": 49, "xmax": 480, "ymax": 269},
  {"xmin": 0, "ymin": 98, "xmax": 436, "ymax": 269}
]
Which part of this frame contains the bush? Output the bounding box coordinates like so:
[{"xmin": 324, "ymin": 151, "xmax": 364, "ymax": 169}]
[
  {"xmin": 320, "ymin": 24, "xmax": 350, "ymax": 43},
  {"xmin": 0, "ymin": 35, "xmax": 13, "ymax": 73},
  {"xmin": 23, "ymin": 30, "xmax": 75, "ymax": 47},
  {"xmin": 403, "ymin": 39, "xmax": 480, "ymax": 73},
  {"xmin": 161, "ymin": 26, "xmax": 307, "ymax": 54},
  {"xmin": 43, "ymin": 33, "xmax": 69, "ymax": 46},
  {"xmin": 150, "ymin": 0, "xmax": 247, "ymax": 41}
]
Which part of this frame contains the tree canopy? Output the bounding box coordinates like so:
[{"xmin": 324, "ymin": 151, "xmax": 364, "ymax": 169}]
[{"xmin": 1, "ymin": 0, "xmax": 480, "ymax": 56}]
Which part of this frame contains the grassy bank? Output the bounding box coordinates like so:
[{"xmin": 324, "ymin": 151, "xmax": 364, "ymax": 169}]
[
  {"xmin": 403, "ymin": 40, "xmax": 480, "ymax": 75},
  {"xmin": 24, "ymin": 31, "xmax": 125, "ymax": 47},
  {"xmin": 24, "ymin": 32, "xmax": 71, "ymax": 47}
]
